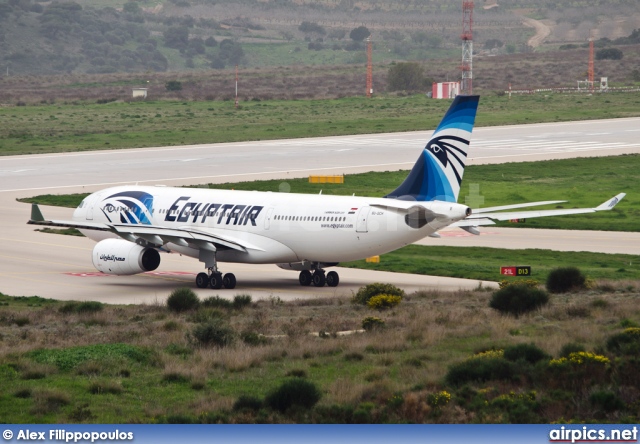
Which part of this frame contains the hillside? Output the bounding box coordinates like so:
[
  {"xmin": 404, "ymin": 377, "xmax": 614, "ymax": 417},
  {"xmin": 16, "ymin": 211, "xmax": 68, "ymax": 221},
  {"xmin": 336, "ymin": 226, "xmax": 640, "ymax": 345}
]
[{"xmin": 1, "ymin": 0, "xmax": 640, "ymax": 76}]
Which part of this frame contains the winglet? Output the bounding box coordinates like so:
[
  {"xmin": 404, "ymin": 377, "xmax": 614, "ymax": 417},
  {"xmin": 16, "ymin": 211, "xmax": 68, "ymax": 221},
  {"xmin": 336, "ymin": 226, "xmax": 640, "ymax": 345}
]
[
  {"xmin": 30, "ymin": 203, "xmax": 45, "ymax": 222},
  {"xmin": 595, "ymin": 193, "xmax": 626, "ymax": 211}
]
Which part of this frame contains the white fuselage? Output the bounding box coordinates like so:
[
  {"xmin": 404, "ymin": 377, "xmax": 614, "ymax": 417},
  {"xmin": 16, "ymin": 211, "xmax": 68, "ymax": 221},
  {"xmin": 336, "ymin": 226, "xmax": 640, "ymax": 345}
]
[{"xmin": 73, "ymin": 185, "xmax": 470, "ymax": 265}]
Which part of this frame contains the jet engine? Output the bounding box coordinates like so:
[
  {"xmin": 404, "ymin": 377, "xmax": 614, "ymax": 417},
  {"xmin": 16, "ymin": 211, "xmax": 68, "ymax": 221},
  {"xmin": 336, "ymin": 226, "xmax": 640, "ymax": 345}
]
[{"xmin": 92, "ymin": 238, "xmax": 160, "ymax": 275}]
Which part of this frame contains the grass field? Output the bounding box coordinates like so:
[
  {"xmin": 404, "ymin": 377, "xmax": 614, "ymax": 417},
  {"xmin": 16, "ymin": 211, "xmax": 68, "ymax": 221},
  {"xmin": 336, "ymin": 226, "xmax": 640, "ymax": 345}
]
[
  {"xmin": 2, "ymin": 93, "xmax": 640, "ymax": 156},
  {"xmin": 1, "ymin": 281, "xmax": 639, "ymax": 423},
  {"xmin": 342, "ymin": 245, "xmax": 640, "ymax": 282}
]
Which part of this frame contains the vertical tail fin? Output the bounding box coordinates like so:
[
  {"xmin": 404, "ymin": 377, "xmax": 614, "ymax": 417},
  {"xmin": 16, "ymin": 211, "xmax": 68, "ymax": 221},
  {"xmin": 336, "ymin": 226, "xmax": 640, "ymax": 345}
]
[{"xmin": 385, "ymin": 95, "xmax": 479, "ymax": 202}]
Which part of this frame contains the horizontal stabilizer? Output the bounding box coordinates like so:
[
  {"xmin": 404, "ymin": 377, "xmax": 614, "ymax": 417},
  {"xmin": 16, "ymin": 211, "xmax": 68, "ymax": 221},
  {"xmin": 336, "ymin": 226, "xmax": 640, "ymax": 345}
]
[
  {"xmin": 454, "ymin": 193, "xmax": 626, "ymax": 231},
  {"xmin": 461, "ymin": 226, "xmax": 481, "ymax": 236},
  {"xmin": 472, "ymin": 200, "xmax": 566, "ymax": 214}
]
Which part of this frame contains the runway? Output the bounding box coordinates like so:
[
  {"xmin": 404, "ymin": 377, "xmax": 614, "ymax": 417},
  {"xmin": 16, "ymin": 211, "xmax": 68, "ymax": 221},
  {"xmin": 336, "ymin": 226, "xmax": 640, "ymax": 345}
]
[
  {"xmin": 1, "ymin": 117, "xmax": 638, "ymax": 303},
  {"xmin": 2, "ymin": 116, "xmax": 640, "ymax": 193}
]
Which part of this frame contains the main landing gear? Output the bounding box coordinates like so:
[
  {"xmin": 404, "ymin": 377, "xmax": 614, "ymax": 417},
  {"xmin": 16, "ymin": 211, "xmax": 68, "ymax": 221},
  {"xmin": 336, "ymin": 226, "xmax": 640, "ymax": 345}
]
[
  {"xmin": 195, "ymin": 269, "xmax": 236, "ymax": 290},
  {"xmin": 195, "ymin": 247, "xmax": 236, "ymax": 290},
  {"xmin": 299, "ymin": 269, "xmax": 339, "ymax": 287}
]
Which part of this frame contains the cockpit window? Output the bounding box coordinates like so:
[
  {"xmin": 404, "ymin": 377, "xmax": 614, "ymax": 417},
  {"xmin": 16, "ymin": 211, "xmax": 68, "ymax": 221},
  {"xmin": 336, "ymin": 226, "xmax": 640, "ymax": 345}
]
[{"xmin": 78, "ymin": 199, "xmax": 86, "ymax": 209}]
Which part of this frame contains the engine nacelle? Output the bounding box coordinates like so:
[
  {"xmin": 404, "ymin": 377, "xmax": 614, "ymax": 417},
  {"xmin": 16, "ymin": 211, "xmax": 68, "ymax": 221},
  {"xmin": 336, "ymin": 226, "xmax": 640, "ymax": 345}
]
[{"xmin": 92, "ymin": 239, "xmax": 160, "ymax": 275}]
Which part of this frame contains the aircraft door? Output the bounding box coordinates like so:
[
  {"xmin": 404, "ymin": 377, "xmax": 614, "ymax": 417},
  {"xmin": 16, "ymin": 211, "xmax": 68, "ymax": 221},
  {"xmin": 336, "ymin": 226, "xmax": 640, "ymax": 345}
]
[
  {"xmin": 86, "ymin": 192, "xmax": 105, "ymax": 221},
  {"xmin": 356, "ymin": 206, "xmax": 370, "ymax": 233},
  {"xmin": 264, "ymin": 208, "xmax": 274, "ymax": 230},
  {"xmin": 86, "ymin": 195, "xmax": 97, "ymax": 220}
]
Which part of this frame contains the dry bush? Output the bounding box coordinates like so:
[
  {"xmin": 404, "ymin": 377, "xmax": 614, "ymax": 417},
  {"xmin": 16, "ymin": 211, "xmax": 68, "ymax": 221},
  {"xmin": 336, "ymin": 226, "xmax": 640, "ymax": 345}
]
[
  {"xmin": 189, "ymin": 393, "xmax": 235, "ymax": 415},
  {"xmin": 30, "ymin": 389, "xmax": 70, "ymax": 415},
  {"xmin": 327, "ymin": 377, "xmax": 369, "ymax": 405}
]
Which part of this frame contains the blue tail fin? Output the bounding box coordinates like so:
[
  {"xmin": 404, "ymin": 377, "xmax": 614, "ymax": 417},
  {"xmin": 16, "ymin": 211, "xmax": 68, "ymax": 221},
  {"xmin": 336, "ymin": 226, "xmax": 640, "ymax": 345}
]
[{"xmin": 385, "ymin": 95, "xmax": 479, "ymax": 202}]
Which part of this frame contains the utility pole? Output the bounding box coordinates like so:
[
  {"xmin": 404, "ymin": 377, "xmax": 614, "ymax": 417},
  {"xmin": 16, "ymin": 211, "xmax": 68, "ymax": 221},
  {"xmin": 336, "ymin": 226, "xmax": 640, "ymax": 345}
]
[
  {"xmin": 588, "ymin": 34, "xmax": 595, "ymax": 93},
  {"xmin": 235, "ymin": 65, "xmax": 238, "ymax": 109},
  {"xmin": 366, "ymin": 37, "xmax": 373, "ymax": 97}
]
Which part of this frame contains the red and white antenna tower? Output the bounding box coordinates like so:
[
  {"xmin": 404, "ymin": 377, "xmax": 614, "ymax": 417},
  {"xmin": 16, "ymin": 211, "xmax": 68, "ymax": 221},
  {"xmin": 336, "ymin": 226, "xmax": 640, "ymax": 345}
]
[
  {"xmin": 588, "ymin": 35, "xmax": 595, "ymax": 92},
  {"xmin": 461, "ymin": 1, "xmax": 474, "ymax": 95},
  {"xmin": 366, "ymin": 37, "xmax": 373, "ymax": 97}
]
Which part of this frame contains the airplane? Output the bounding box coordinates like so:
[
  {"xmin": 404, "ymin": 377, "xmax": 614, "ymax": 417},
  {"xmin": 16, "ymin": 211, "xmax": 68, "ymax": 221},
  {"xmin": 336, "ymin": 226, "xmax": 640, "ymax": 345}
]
[{"xmin": 27, "ymin": 95, "xmax": 625, "ymax": 289}]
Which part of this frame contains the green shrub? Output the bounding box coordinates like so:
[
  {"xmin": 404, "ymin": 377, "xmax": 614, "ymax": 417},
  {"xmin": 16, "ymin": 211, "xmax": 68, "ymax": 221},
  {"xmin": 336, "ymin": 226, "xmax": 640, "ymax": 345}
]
[
  {"xmin": 162, "ymin": 372, "xmax": 190, "ymax": 384},
  {"xmin": 352, "ymin": 283, "xmax": 405, "ymax": 305},
  {"xmin": 426, "ymin": 390, "xmax": 451, "ymax": 408},
  {"xmin": 14, "ymin": 317, "xmax": 29, "ymax": 326},
  {"xmin": 14, "ymin": 388, "xmax": 32, "ymax": 398},
  {"xmin": 189, "ymin": 308, "xmax": 225, "ymax": 324},
  {"xmin": 241, "ymin": 331, "xmax": 268, "ymax": 346},
  {"xmin": 59, "ymin": 302, "xmax": 79, "ymax": 314},
  {"xmin": 606, "ymin": 328, "xmax": 640, "ymax": 356},
  {"xmin": 264, "ymin": 378, "xmax": 322, "ymax": 412},
  {"xmin": 201, "ymin": 296, "xmax": 232, "ymax": 309},
  {"xmin": 546, "ymin": 352, "xmax": 610, "ymax": 390},
  {"xmin": 489, "ymin": 284, "xmax": 549, "ymax": 317},
  {"xmin": 499, "ymin": 279, "xmax": 539, "ymax": 289},
  {"xmin": 445, "ymin": 351, "xmax": 517, "ymax": 386},
  {"xmin": 165, "ymin": 80, "xmax": 183, "ymax": 91},
  {"xmin": 189, "ymin": 319, "xmax": 235, "ymax": 347},
  {"xmin": 367, "ymin": 294, "xmax": 402, "ymax": 310},
  {"xmin": 233, "ymin": 395, "xmax": 263, "ymax": 412},
  {"xmin": 59, "ymin": 301, "xmax": 104, "ymax": 314},
  {"xmin": 344, "ymin": 352, "xmax": 364, "ymax": 361},
  {"xmin": 76, "ymin": 301, "xmax": 104, "ymax": 314},
  {"xmin": 285, "ymin": 369, "xmax": 307, "ymax": 378},
  {"xmin": 28, "ymin": 343, "xmax": 157, "ymax": 371},
  {"xmin": 590, "ymin": 390, "xmax": 625, "ymax": 413},
  {"xmin": 503, "ymin": 343, "xmax": 550, "ymax": 364},
  {"xmin": 163, "ymin": 320, "xmax": 181, "ymax": 331},
  {"xmin": 167, "ymin": 288, "xmax": 200, "ymax": 313},
  {"xmin": 559, "ymin": 342, "xmax": 586, "ymax": 358},
  {"xmin": 232, "ymin": 294, "xmax": 252, "ymax": 309},
  {"xmin": 546, "ymin": 267, "xmax": 586, "ymax": 293},
  {"xmin": 362, "ymin": 316, "xmax": 385, "ymax": 331},
  {"xmin": 88, "ymin": 381, "xmax": 123, "ymax": 395},
  {"xmin": 488, "ymin": 391, "xmax": 541, "ymax": 423},
  {"xmin": 620, "ymin": 318, "xmax": 639, "ymax": 328},
  {"xmin": 68, "ymin": 404, "xmax": 95, "ymax": 421}
]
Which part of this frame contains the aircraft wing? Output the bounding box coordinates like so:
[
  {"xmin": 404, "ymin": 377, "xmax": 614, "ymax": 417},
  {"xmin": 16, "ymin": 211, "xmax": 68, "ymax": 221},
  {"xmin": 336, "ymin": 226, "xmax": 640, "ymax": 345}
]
[
  {"xmin": 27, "ymin": 203, "xmax": 260, "ymax": 253},
  {"xmin": 453, "ymin": 193, "xmax": 626, "ymax": 231}
]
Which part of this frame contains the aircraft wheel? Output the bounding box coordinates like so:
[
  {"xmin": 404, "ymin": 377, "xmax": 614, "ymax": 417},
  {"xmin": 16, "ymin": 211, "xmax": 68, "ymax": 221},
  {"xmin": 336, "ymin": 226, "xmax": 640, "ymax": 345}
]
[
  {"xmin": 196, "ymin": 272, "xmax": 209, "ymax": 288},
  {"xmin": 299, "ymin": 270, "xmax": 312, "ymax": 286},
  {"xmin": 326, "ymin": 271, "xmax": 339, "ymax": 287},
  {"xmin": 312, "ymin": 271, "xmax": 326, "ymax": 287},
  {"xmin": 209, "ymin": 272, "xmax": 223, "ymax": 290},
  {"xmin": 223, "ymin": 273, "xmax": 236, "ymax": 289}
]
